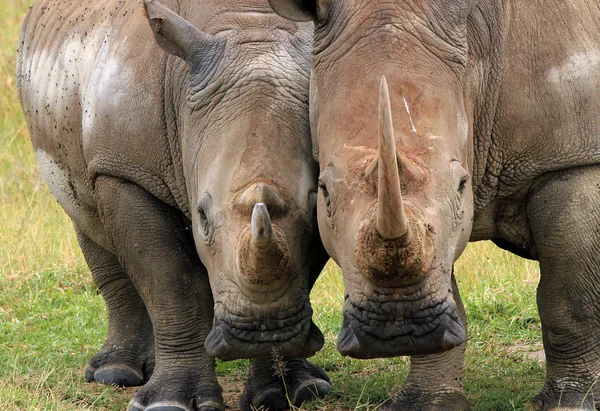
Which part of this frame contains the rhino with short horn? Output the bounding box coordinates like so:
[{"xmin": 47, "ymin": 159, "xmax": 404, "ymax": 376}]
[
  {"xmin": 270, "ymin": 0, "xmax": 600, "ymax": 409},
  {"xmin": 17, "ymin": 0, "xmax": 331, "ymax": 409}
]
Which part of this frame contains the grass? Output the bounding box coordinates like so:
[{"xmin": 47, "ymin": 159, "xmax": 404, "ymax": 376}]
[{"xmin": 1, "ymin": 1, "xmax": 544, "ymax": 409}]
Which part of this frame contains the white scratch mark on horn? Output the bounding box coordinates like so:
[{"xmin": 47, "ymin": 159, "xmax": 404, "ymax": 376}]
[{"xmin": 403, "ymin": 98, "xmax": 417, "ymax": 133}]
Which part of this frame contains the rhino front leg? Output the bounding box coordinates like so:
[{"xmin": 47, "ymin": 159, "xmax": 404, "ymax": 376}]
[
  {"xmin": 95, "ymin": 176, "xmax": 223, "ymax": 411},
  {"xmin": 76, "ymin": 227, "xmax": 154, "ymax": 387},
  {"xmin": 528, "ymin": 167, "xmax": 600, "ymax": 410},
  {"xmin": 384, "ymin": 273, "xmax": 470, "ymax": 411},
  {"xmin": 240, "ymin": 358, "xmax": 331, "ymax": 411}
]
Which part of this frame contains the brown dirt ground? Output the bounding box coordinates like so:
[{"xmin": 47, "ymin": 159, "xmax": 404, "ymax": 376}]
[{"xmin": 116, "ymin": 375, "xmax": 351, "ymax": 410}]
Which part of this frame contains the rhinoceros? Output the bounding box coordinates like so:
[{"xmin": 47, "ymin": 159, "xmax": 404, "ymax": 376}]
[
  {"xmin": 268, "ymin": 0, "xmax": 600, "ymax": 409},
  {"xmin": 16, "ymin": 0, "xmax": 331, "ymax": 409}
]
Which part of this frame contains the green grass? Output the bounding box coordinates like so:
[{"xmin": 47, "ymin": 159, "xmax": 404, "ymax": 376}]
[{"xmin": 1, "ymin": 1, "xmax": 544, "ymax": 409}]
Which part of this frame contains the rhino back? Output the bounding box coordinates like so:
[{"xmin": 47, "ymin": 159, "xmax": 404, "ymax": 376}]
[
  {"xmin": 17, "ymin": 0, "xmax": 178, "ymax": 247},
  {"xmin": 470, "ymin": 0, "xmax": 600, "ymax": 241}
]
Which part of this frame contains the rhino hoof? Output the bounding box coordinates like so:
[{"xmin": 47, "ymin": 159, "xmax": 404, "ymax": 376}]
[
  {"xmin": 85, "ymin": 367, "xmax": 95, "ymax": 383},
  {"xmin": 197, "ymin": 400, "xmax": 226, "ymax": 411},
  {"xmin": 382, "ymin": 391, "xmax": 471, "ymax": 411},
  {"xmin": 252, "ymin": 387, "xmax": 288, "ymax": 410},
  {"xmin": 93, "ymin": 364, "xmax": 144, "ymax": 387},
  {"xmin": 129, "ymin": 403, "xmax": 192, "ymax": 411},
  {"xmin": 291, "ymin": 378, "xmax": 331, "ymax": 406}
]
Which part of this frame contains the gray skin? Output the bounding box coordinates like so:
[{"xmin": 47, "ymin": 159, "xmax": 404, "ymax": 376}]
[
  {"xmin": 16, "ymin": 0, "xmax": 332, "ymax": 410},
  {"xmin": 268, "ymin": 0, "xmax": 600, "ymax": 409}
]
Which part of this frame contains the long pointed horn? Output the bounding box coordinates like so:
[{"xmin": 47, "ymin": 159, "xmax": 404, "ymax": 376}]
[
  {"xmin": 376, "ymin": 76, "xmax": 409, "ymax": 240},
  {"xmin": 251, "ymin": 203, "xmax": 273, "ymax": 242}
]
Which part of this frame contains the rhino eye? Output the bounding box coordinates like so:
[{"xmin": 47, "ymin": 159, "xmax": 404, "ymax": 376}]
[
  {"xmin": 197, "ymin": 193, "xmax": 212, "ymax": 238},
  {"xmin": 318, "ymin": 180, "xmax": 332, "ymax": 216},
  {"xmin": 198, "ymin": 207, "xmax": 210, "ymax": 236},
  {"xmin": 318, "ymin": 180, "xmax": 329, "ymax": 198},
  {"xmin": 458, "ymin": 176, "xmax": 469, "ymax": 194},
  {"xmin": 451, "ymin": 160, "xmax": 469, "ymax": 195}
]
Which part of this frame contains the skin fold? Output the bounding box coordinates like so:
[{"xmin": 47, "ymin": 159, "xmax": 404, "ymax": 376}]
[
  {"xmin": 268, "ymin": 0, "xmax": 600, "ymax": 409},
  {"xmin": 16, "ymin": 0, "xmax": 331, "ymax": 409}
]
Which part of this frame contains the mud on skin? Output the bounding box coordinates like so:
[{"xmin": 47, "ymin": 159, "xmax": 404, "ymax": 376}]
[{"xmin": 17, "ymin": 0, "xmax": 331, "ymax": 409}]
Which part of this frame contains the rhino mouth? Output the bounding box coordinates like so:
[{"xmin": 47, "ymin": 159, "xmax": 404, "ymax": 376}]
[
  {"xmin": 205, "ymin": 298, "xmax": 324, "ymax": 360},
  {"xmin": 337, "ymin": 271, "xmax": 466, "ymax": 358}
]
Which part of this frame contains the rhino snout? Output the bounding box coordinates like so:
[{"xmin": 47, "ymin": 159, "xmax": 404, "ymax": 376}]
[
  {"xmin": 236, "ymin": 203, "xmax": 291, "ymax": 286},
  {"xmin": 205, "ymin": 318, "xmax": 324, "ymax": 360},
  {"xmin": 337, "ymin": 289, "xmax": 466, "ymax": 358},
  {"xmin": 355, "ymin": 206, "xmax": 434, "ymax": 288}
]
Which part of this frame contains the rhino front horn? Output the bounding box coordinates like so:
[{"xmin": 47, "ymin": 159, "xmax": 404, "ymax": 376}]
[
  {"xmin": 237, "ymin": 203, "xmax": 290, "ymax": 285},
  {"xmin": 251, "ymin": 203, "xmax": 273, "ymax": 242},
  {"xmin": 376, "ymin": 76, "xmax": 409, "ymax": 241}
]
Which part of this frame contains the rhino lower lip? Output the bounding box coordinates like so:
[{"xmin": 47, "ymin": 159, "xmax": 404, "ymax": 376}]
[
  {"xmin": 337, "ymin": 310, "xmax": 466, "ymax": 358},
  {"xmin": 346, "ymin": 297, "xmax": 452, "ymax": 336},
  {"xmin": 211, "ymin": 296, "xmax": 314, "ymax": 340},
  {"xmin": 205, "ymin": 319, "xmax": 324, "ymax": 360},
  {"xmin": 337, "ymin": 292, "xmax": 466, "ymax": 358},
  {"xmin": 206, "ymin": 301, "xmax": 322, "ymax": 360}
]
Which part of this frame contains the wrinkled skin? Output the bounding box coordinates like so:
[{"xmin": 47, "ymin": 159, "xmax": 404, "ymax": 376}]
[
  {"xmin": 269, "ymin": 0, "xmax": 600, "ymax": 409},
  {"xmin": 16, "ymin": 0, "xmax": 331, "ymax": 409}
]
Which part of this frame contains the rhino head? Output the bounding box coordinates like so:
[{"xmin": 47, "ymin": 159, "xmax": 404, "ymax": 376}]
[
  {"xmin": 143, "ymin": 0, "xmax": 327, "ymax": 360},
  {"xmin": 269, "ymin": 0, "xmax": 481, "ymax": 358}
]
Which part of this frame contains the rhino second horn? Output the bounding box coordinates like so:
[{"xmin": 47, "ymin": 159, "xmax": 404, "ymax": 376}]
[
  {"xmin": 251, "ymin": 203, "xmax": 273, "ymax": 241},
  {"xmin": 376, "ymin": 76, "xmax": 409, "ymax": 240}
]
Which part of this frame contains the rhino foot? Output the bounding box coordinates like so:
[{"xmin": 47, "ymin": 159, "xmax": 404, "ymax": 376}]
[
  {"xmin": 382, "ymin": 390, "xmax": 470, "ymax": 411},
  {"xmin": 531, "ymin": 385, "xmax": 597, "ymax": 411},
  {"xmin": 240, "ymin": 358, "xmax": 331, "ymax": 411},
  {"xmin": 129, "ymin": 405, "xmax": 191, "ymax": 411},
  {"xmin": 87, "ymin": 364, "xmax": 144, "ymax": 387},
  {"xmin": 129, "ymin": 402, "xmax": 222, "ymax": 411},
  {"xmin": 85, "ymin": 342, "xmax": 155, "ymax": 387},
  {"xmin": 128, "ymin": 369, "xmax": 223, "ymax": 411}
]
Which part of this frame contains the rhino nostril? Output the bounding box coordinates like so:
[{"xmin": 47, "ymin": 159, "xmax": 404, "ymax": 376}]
[{"xmin": 355, "ymin": 210, "xmax": 434, "ymax": 287}]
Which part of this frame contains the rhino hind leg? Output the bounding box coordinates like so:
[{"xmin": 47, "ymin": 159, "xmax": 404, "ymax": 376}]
[
  {"xmin": 76, "ymin": 227, "xmax": 154, "ymax": 387},
  {"xmin": 94, "ymin": 177, "xmax": 223, "ymax": 411},
  {"xmin": 240, "ymin": 358, "xmax": 331, "ymax": 411},
  {"xmin": 383, "ymin": 273, "xmax": 470, "ymax": 411},
  {"xmin": 527, "ymin": 166, "xmax": 600, "ymax": 410}
]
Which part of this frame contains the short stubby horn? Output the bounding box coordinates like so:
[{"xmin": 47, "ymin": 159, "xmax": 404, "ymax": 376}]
[
  {"xmin": 376, "ymin": 76, "xmax": 409, "ymax": 240},
  {"xmin": 251, "ymin": 203, "xmax": 273, "ymax": 241},
  {"xmin": 237, "ymin": 203, "xmax": 290, "ymax": 286}
]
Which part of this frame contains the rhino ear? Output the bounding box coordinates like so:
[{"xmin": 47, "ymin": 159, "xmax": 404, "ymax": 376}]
[
  {"xmin": 143, "ymin": 0, "xmax": 215, "ymax": 63},
  {"xmin": 267, "ymin": 0, "xmax": 331, "ymax": 22}
]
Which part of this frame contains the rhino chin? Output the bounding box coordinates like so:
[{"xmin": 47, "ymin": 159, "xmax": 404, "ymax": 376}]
[
  {"xmin": 337, "ymin": 301, "xmax": 467, "ymax": 359},
  {"xmin": 205, "ymin": 320, "xmax": 324, "ymax": 361}
]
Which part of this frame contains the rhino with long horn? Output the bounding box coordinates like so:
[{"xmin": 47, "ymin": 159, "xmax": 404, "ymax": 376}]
[{"xmin": 270, "ymin": 0, "xmax": 600, "ymax": 409}]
